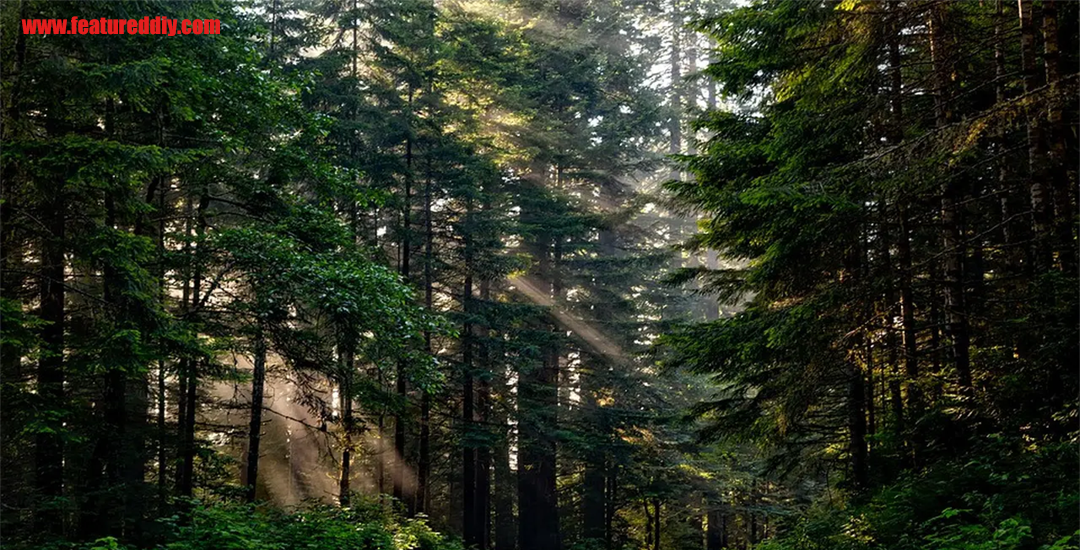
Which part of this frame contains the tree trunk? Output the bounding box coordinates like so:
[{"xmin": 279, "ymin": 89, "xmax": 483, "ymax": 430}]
[
  {"xmin": 706, "ymin": 507, "xmax": 727, "ymax": 550},
  {"xmin": 605, "ymin": 466, "xmax": 617, "ymax": 550},
  {"xmin": 35, "ymin": 180, "xmax": 66, "ymax": 536},
  {"xmin": 518, "ymin": 257, "xmax": 560, "ymax": 550},
  {"xmin": 476, "ymin": 278, "xmax": 493, "ymax": 550},
  {"xmin": 930, "ymin": 2, "xmax": 972, "ymax": 390},
  {"xmin": 494, "ymin": 384, "xmax": 516, "ymax": 550},
  {"xmin": 1041, "ymin": 0, "xmax": 1077, "ymax": 272},
  {"xmin": 463, "ymin": 268, "xmax": 477, "ymax": 546},
  {"xmin": 338, "ymin": 349, "xmax": 354, "ymax": 506},
  {"xmin": 582, "ymin": 447, "xmax": 606, "ymax": 542},
  {"xmin": 395, "ymin": 88, "xmax": 414, "ymax": 510},
  {"xmin": 418, "ymin": 157, "xmax": 435, "ymax": 515},
  {"xmin": 848, "ymin": 363, "xmax": 868, "ymax": 490},
  {"xmin": 1019, "ymin": 0, "xmax": 1051, "ymax": 269},
  {"xmin": 245, "ymin": 325, "xmax": 267, "ymax": 503},
  {"xmin": 177, "ymin": 190, "xmax": 208, "ymax": 500},
  {"xmin": 652, "ymin": 499, "xmax": 662, "ymax": 550}
]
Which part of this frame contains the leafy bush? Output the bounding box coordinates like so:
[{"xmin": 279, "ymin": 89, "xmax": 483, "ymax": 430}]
[
  {"xmin": 43, "ymin": 499, "xmax": 463, "ymax": 550},
  {"xmin": 754, "ymin": 440, "xmax": 1079, "ymax": 550}
]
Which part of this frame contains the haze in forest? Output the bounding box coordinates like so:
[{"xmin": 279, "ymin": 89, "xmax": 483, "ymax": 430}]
[{"xmin": 1, "ymin": 1, "xmax": 1077, "ymax": 550}]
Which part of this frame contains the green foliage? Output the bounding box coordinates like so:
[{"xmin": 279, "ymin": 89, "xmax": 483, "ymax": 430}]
[
  {"xmin": 756, "ymin": 440, "xmax": 1079, "ymax": 550},
  {"xmin": 35, "ymin": 501, "xmax": 463, "ymax": 550},
  {"xmin": 665, "ymin": 0, "xmax": 1079, "ymax": 548}
]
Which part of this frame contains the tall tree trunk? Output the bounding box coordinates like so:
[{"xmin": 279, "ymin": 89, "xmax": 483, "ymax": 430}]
[
  {"xmin": 494, "ymin": 367, "xmax": 516, "ymax": 550},
  {"xmin": 177, "ymin": 189, "xmax": 208, "ymax": 500},
  {"xmin": 669, "ymin": 1, "xmax": 682, "ymax": 167},
  {"xmin": 848, "ymin": 362, "xmax": 868, "ymax": 490},
  {"xmin": 463, "ymin": 269, "xmax": 477, "ymax": 546},
  {"xmin": 1019, "ymin": 0, "xmax": 1051, "ymax": 269},
  {"xmin": 493, "ymin": 421, "xmax": 516, "ymax": 550},
  {"xmin": 585, "ymin": 224, "xmax": 615, "ymax": 543},
  {"xmin": 930, "ymin": 3, "xmax": 972, "ymax": 390},
  {"xmin": 338, "ymin": 349, "xmax": 354, "ymax": 506},
  {"xmin": 245, "ymin": 325, "xmax": 267, "ymax": 503},
  {"xmin": 102, "ymin": 163, "xmax": 149, "ymax": 540},
  {"xmin": 583, "ymin": 454, "xmax": 606, "ymax": 542},
  {"xmin": 605, "ymin": 466, "xmax": 617, "ymax": 550},
  {"xmin": 747, "ymin": 512, "xmax": 757, "ymax": 546},
  {"xmin": 644, "ymin": 501, "xmax": 654, "ymax": 550},
  {"xmin": 706, "ymin": 506, "xmax": 727, "ymax": 550},
  {"xmin": 35, "ymin": 178, "xmax": 66, "ymax": 536},
  {"xmin": 476, "ymin": 278, "xmax": 493, "ymax": 550},
  {"xmin": 519, "ymin": 164, "xmax": 561, "ymax": 550},
  {"xmin": 865, "ymin": 350, "xmax": 876, "ymax": 455},
  {"xmin": 995, "ymin": 0, "xmax": 1020, "ymax": 266},
  {"xmin": 155, "ymin": 175, "xmax": 169, "ymax": 511},
  {"xmin": 652, "ymin": 499, "xmax": 662, "ymax": 550},
  {"xmin": 519, "ymin": 246, "xmax": 561, "ymax": 550},
  {"xmin": 417, "ymin": 156, "xmax": 435, "ymax": 515},
  {"xmin": 1041, "ymin": 0, "xmax": 1077, "ymax": 272},
  {"xmin": 395, "ymin": 88, "xmax": 414, "ymax": 510},
  {"xmin": 476, "ymin": 374, "xmax": 492, "ymax": 549},
  {"xmin": 886, "ymin": 6, "xmax": 918, "ymax": 450}
]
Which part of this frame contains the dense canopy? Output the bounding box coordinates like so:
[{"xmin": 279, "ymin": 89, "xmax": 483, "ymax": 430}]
[{"xmin": 1, "ymin": 1, "xmax": 1076, "ymax": 550}]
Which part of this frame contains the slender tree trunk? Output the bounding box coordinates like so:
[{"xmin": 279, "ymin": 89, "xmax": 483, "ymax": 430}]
[
  {"xmin": 887, "ymin": 6, "xmax": 919, "ymax": 447},
  {"xmin": 747, "ymin": 512, "xmax": 757, "ymax": 546},
  {"xmin": 605, "ymin": 466, "xmax": 617, "ymax": 550},
  {"xmin": 395, "ymin": 88, "xmax": 414, "ymax": 510},
  {"xmin": 177, "ymin": 190, "xmax": 208, "ymax": 500},
  {"xmin": 644, "ymin": 500, "xmax": 654, "ymax": 550},
  {"xmin": 339, "ymin": 356, "xmax": 354, "ymax": 506},
  {"xmin": 583, "ymin": 452, "xmax": 606, "ymax": 542},
  {"xmin": 156, "ymin": 176, "xmax": 169, "ymax": 511},
  {"xmin": 476, "ymin": 368, "xmax": 492, "ymax": 549},
  {"xmin": 245, "ymin": 324, "xmax": 267, "ymax": 503},
  {"xmin": 494, "ymin": 382, "xmax": 516, "ymax": 550},
  {"xmin": 1041, "ymin": 0, "xmax": 1076, "ymax": 272},
  {"xmin": 995, "ymin": 0, "xmax": 1019, "ymax": 264},
  {"xmin": 652, "ymin": 499, "xmax": 662, "ymax": 550},
  {"xmin": 930, "ymin": 3, "xmax": 972, "ymax": 390},
  {"xmin": 476, "ymin": 278, "xmax": 493, "ymax": 550},
  {"xmin": 669, "ymin": 2, "xmax": 682, "ymax": 167},
  {"xmin": 102, "ymin": 165, "xmax": 149, "ymax": 540},
  {"xmin": 865, "ymin": 350, "xmax": 876, "ymax": 454},
  {"xmin": 1019, "ymin": 0, "xmax": 1051, "ymax": 269},
  {"xmin": 897, "ymin": 209, "xmax": 920, "ymax": 425},
  {"xmin": 706, "ymin": 506, "xmax": 727, "ymax": 550},
  {"xmin": 417, "ymin": 157, "xmax": 435, "ymax": 515},
  {"xmin": 848, "ymin": 362, "xmax": 868, "ymax": 490},
  {"xmin": 35, "ymin": 178, "xmax": 66, "ymax": 536},
  {"xmin": 463, "ymin": 266, "xmax": 477, "ymax": 546},
  {"xmin": 519, "ymin": 165, "xmax": 561, "ymax": 550},
  {"xmin": 518, "ymin": 255, "xmax": 560, "ymax": 550}
]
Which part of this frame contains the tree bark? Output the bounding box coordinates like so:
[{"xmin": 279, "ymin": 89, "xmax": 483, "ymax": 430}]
[
  {"xmin": 930, "ymin": 2, "xmax": 972, "ymax": 390},
  {"xmin": 848, "ymin": 363, "xmax": 868, "ymax": 490},
  {"xmin": 1019, "ymin": 0, "xmax": 1051, "ymax": 269},
  {"xmin": 395, "ymin": 88, "xmax": 414, "ymax": 510},
  {"xmin": 418, "ymin": 157, "xmax": 434, "ymax": 515},
  {"xmin": 245, "ymin": 324, "xmax": 267, "ymax": 503},
  {"xmin": 338, "ymin": 349, "xmax": 354, "ymax": 506},
  {"xmin": 494, "ymin": 386, "xmax": 516, "ymax": 550},
  {"xmin": 35, "ymin": 177, "xmax": 66, "ymax": 536},
  {"xmin": 1041, "ymin": 0, "xmax": 1077, "ymax": 272},
  {"xmin": 463, "ymin": 271, "xmax": 477, "ymax": 546},
  {"xmin": 177, "ymin": 189, "xmax": 208, "ymax": 500}
]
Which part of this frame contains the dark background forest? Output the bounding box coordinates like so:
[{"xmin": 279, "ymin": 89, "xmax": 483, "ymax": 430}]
[{"xmin": 1, "ymin": 1, "xmax": 1077, "ymax": 550}]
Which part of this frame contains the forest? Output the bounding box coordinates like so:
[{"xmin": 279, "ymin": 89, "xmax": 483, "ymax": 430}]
[{"xmin": 0, "ymin": 1, "xmax": 1077, "ymax": 549}]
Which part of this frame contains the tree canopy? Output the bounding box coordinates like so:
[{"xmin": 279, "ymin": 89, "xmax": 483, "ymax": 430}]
[{"xmin": 2, "ymin": 1, "xmax": 1076, "ymax": 550}]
